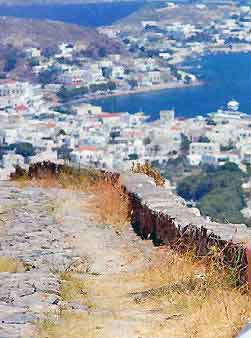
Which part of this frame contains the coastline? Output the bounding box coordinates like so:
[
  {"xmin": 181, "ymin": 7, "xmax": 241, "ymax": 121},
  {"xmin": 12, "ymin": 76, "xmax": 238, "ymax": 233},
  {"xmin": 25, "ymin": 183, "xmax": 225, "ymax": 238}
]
[
  {"xmin": 87, "ymin": 80, "xmax": 204, "ymax": 101},
  {"xmin": 171, "ymin": 44, "xmax": 251, "ymax": 66},
  {"xmin": 209, "ymin": 44, "xmax": 251, "ymax": 54},
  {"xmin": 64, "ymin": 45, "xmax": 251, "ymax": 107}
]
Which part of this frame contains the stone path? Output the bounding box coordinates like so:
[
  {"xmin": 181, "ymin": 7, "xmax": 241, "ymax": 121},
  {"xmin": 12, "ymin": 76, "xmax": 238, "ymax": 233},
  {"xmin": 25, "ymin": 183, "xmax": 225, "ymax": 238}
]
[
  {"xmin": 0, "ymin": 181, "xmax": 197, "ymax": 338},
  {"xmin": 0, "ymin": 182, "xmax": 85, "ymax": 338}
]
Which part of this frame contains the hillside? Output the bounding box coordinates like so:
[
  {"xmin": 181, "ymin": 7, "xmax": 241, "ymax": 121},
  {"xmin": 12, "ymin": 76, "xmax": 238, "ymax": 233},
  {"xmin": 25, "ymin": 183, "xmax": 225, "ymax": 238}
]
[
  {"xmin": 0, "ymin": 16, "xmax": 124, "ymax": 79},
  {"xmin": 0, "ymin": 16, "xmax": 123, "ymax": 51},
  {"xmin": 116, "ymin": 2, "xmax": 235, "ymax": 29}
]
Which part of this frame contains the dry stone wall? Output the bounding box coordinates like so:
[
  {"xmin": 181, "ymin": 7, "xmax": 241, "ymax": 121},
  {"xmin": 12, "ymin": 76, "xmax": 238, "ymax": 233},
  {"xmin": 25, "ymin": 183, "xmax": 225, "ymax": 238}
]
[{"xmin": 121, "ymin": 173, "xmax": 251, "ymax": 285}]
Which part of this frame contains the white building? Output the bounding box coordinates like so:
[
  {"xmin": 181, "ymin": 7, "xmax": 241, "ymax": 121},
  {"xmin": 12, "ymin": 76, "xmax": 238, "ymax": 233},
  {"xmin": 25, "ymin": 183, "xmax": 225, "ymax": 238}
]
[
  {"xmin": 70, "ymin": 146, "xmax": 104, "ymax": 166},
  {"xmin": 160, "ymin": 110, "xmax": 175, "ymax": 124},
  {"xmin": 2, "ymin": 153, "xmax": 24, "ymax": 169},
  {"xmin": 188, "ymin": 142, "xmax": 220, "ymax": 166},
  {"xmin": 0, "ymin": 81, "xmax": 31, "ymax": 98}
]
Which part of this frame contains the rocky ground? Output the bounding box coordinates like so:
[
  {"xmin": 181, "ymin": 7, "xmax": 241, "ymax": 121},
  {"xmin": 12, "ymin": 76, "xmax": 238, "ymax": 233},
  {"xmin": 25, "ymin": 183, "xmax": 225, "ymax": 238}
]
[
  {"xmin": 0, "ymin": 181, "xmax": 171, "ymax": 338},
  {"xmin": 0, "ymin": 181, "xmax": 75, "ymax": 337}
]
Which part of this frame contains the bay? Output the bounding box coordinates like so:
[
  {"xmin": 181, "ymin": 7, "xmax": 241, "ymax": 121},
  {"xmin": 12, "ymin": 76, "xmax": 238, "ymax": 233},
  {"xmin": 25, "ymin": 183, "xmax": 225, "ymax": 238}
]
[{"xmin": 92, "ymin": 52, "xmax": 251, "ymax": 120}]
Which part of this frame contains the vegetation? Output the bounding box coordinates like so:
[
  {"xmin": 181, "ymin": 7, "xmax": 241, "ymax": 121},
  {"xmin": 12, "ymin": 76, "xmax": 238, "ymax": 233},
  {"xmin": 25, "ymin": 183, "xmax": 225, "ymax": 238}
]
[
  {"xmin": 0, "ymin": 256, "xmax": 28, "ymax": 273},
  {"xmin": 58, "ymin": 86, "xmax": 89, "ymax": 101},
  {"xmin": 89, "ymin": 179, "xmax": 130, "ymax": 234},
  {"xmin": 152, "ymin": 155, "xmax": 197, "ymax": 182},
  {"xmin": 98, "ymin": 47, "xmax": 107, "ymax": 58},
  {"xmin": 89, "ymin": 81, "xmax": 116, "ymax": 93},
  {"xmin": 128, "ymin": 79, "xmax": 138, "ymax": 89},
  {"xmin": 4, "ymin": 50, "xmax": 17, "ymax": 72},
  {"xmin": 39, "ymin": 248, "xmax": 251, "ymax": 338},
  {"xmin": 14, "ymin": 142, "xmax": 35, "ymax": 158},
  {"xmin": 54, "ymin": 106, "xmax": 74, "ymax": 115},
  {"xmin": 57, "ymin": 81, "xmax": 116, "ymax": 102},
  {"xmin": 13, "ymin": 164, "xmax": 130, "ymax": 232},
  {"xmin": 176, "ymin": 162, "xmax": 246, "ymax": 223},
  {"xmin": 39, "ymin": 67, "xmax": 60, "ymax": 85},
  {"xmin": 180, "ymin": 133, "xmax": 191, "ymax": 155},
  {"xmin": 132, "ymin": 161, "xmax": 165, "ymax": 186},
  {"xmin": 29, "ymin": 57, "xmax": 40, "ymax": 67}
]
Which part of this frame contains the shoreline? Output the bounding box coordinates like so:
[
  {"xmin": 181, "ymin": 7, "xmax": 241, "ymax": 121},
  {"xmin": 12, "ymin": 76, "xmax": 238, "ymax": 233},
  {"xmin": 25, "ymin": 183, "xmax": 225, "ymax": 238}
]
[
  {"xmin": 87, "ymin": 80, "xmax": 204, "ymax": 101},
  {"xmin": 171, "ymin": 43, "xmax": 251, "ymax": 66},
  {"xmin": 209, "ymin": 44, "xmax": 251, "ymax": 54},
  {"xmin": 89, "ymin": 45, "xmax": 251, "ymax": 102},
  {"xmin": 63, "ymin": 45, "xmax": 251, "ymax": 107}
]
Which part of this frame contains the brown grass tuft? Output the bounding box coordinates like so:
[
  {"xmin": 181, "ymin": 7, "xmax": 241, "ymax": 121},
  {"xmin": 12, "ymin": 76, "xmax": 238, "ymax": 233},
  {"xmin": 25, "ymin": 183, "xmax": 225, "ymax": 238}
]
[
  {"xmin": 0, "ymin": 256, "xmax": 28, "ymax": 273},
  {"xmin": 89, "ymin": 179, "xmax": 131, "ymax": 233},
  {"xmin": 132, "ymin": 161, "xmax": 165, "ymax": 186}
]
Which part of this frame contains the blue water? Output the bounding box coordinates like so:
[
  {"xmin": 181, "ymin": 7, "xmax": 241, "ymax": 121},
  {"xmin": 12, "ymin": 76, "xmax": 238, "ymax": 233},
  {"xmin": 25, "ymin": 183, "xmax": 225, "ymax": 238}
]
[
  {"xmin": 0, "ymin": 2, "xmax": 143, "ymax": 27},
  {"xmin": 92, "ymin": 52, "xmax": 251, "ymax": 119}
]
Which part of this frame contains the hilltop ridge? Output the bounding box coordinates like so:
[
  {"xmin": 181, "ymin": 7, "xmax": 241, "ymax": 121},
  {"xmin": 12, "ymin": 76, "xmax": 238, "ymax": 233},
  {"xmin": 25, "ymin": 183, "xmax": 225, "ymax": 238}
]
[{"xmin": 0, "ymin": 16, "xmax": 123, "ymax": 50}]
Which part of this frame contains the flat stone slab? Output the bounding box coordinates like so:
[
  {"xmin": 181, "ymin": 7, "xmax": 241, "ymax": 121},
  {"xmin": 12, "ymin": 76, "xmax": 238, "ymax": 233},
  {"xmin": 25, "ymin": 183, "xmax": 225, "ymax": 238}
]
[{"xmin": 0, "ymin": 182, "xmax": 67, "ymax": 337}]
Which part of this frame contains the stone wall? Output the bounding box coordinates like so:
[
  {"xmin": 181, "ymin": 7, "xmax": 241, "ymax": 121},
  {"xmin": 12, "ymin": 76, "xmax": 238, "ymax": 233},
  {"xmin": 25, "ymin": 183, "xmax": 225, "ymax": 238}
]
[{"xmin": 121, "ymin": 173, "xmax": 251, "ymax": 285}]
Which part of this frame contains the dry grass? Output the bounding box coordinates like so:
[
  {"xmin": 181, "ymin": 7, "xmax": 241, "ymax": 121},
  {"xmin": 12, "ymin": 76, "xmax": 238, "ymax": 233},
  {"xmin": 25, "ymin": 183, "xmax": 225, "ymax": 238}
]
[
  {"xmin": 39, "ymin": 311, "xmax": 116, "ymax": 338},
  {"xmin": 60, "ymin": 272, "xmax": 93, "ymax": 306},
  {"xmin": 120, "ymin": 250, "xmax": 251, "ymax": 338},
  {"xmin": 132, "ymin": 161, "xmax": 165, "ymax": 186},
  {"xmin": 15, "ymin": 166, "xmax": 102, "ymax": 191},
  {"xmin": 88, "ymin": 179, "xmax": 131, "ymax": 233},
  {"xmin": 0, "ymin": 256, "xmax": 28, "ymax": 273},
  {"xmin": 39, "ymin": 248, "xmax": 251, "ymax": 338},
  {"xmin": 39, "ymin": 272, "xmax": 100, "ymax": 338},
  {"xmin": 14, "ymin": 166, "xmax": 131, "ymax": 231}
]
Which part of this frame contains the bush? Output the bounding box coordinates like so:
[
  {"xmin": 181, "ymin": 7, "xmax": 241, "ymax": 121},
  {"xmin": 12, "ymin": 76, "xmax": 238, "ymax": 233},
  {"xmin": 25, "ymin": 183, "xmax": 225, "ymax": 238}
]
[
  {"xmin": 58, "ymin": 86, "xmax": 89, "ymax": 101},
  {"xmin": 4, "ymin": 50, "xmax": 17, "ymax": 72},
  {"xmin": 39, "ymin": 67, "xmax": 59, "ymax": 85},
  {"xmin": 176, "ymin": 163, "xmax": 245, "ymax": 224},
  {"xmin": 198, "ymin": 187, "xmax": 245, "ymax": 223},
  {"xmin": 15, "ymin": 142, "xmax": 35, "ymax": 158}
]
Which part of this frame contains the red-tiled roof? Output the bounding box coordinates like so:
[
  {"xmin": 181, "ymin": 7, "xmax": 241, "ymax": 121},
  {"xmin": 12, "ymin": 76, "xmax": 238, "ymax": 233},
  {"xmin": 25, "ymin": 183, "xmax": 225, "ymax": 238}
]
[
  {"xmin": 0, "ymin": 79, "xmax": 17, "ymax": 85},
  {"xmin": 15, "ymin": 104, "xmax": 28, "ymax": 113},
  {"xmin": 47, "ymin": 122, "xmax": 56, "ymax": 128},
  {"xmin": 96, "ymin": 113, "xmax": 122, "ymax": 118},
  {"xmin": 78, "ymin": 146, "xmax": 98, "ymax": 152}
]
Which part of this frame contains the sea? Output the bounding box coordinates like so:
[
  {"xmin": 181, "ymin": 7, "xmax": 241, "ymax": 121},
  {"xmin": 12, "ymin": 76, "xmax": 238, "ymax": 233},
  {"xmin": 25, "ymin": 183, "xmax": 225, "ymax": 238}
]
[{"xmin": 92, "ymin": 52, "xmax": 251, "ymax": 120}]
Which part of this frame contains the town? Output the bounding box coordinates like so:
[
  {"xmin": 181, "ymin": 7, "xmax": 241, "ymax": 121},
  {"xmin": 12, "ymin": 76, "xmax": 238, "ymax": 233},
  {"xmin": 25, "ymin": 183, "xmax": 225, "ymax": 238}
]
[{"xmin": 1, "ymin": 76, "xmax": 251, "ymax": 178}]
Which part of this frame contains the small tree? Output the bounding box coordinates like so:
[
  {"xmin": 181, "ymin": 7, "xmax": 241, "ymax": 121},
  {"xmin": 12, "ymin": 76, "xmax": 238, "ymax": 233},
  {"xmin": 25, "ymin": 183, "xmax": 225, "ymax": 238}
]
[
  {"xmin": 15, "ymin": 142, "xmax": 35, "ymax": 158},
  {"xmin": 180, "ymin": 133, "xmax": 191, "ymax": 155}
]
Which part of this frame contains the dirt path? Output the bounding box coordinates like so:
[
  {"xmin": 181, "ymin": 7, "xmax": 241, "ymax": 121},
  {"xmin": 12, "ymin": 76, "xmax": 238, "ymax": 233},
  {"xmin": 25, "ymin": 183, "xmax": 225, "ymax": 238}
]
[
  {"xmin": 0, "ymin": 182, "xmax": 187, "ymax": 338},
  {"xmin": 43, "ymin": 189, "xmax": 180, "ymax": 338}
]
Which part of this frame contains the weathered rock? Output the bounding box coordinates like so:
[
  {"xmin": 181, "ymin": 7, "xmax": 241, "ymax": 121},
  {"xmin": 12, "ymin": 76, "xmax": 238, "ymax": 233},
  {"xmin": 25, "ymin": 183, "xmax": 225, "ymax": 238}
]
[{"xmin": 0, "ymin": 182, "xmax": 66, "ymax": 337}]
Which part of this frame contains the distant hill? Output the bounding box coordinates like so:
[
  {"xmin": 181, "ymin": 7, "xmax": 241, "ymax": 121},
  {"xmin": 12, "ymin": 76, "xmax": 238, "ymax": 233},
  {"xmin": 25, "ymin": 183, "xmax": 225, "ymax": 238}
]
[
  {"xmin": 116, "ymin": 2, "xmax": 234, "ymax": 28},
  {"xmin": 0, "ymin": 16, "xmax": 123, "ymax": 51},
  {"xmin": 0, "ymin": 0, "xmax": 145, "ymax": 3},
  {"xmin": 0, "ymin": 16, "xmax": 125, "ymax": 80}
]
